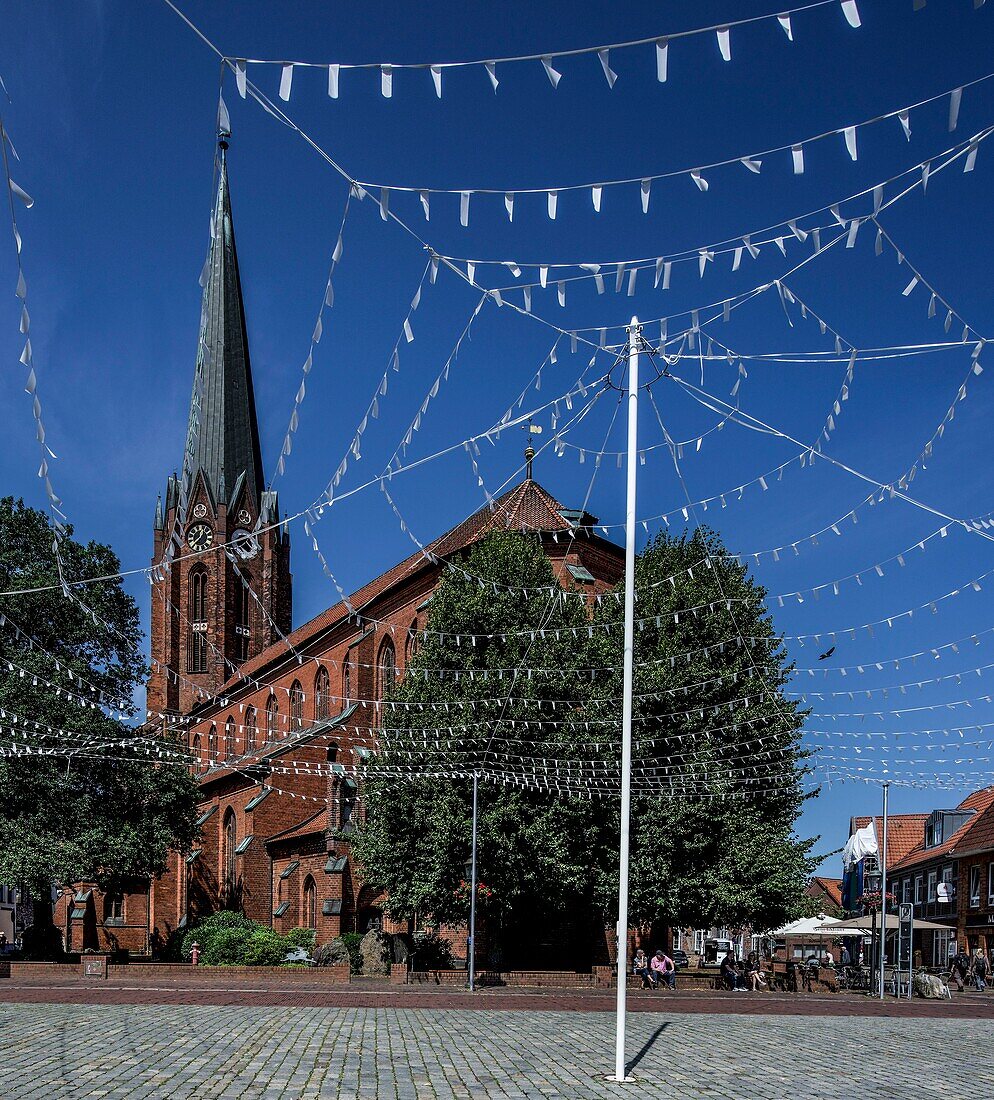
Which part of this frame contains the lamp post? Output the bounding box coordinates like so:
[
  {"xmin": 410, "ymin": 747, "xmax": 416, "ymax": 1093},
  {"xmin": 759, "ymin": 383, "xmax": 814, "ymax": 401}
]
[{"xmin": 865, "ymin": 865, "xmax": 881, "ymax": 994}]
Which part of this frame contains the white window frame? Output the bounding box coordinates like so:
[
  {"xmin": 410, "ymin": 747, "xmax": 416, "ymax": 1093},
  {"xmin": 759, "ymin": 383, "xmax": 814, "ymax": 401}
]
[
  {"xmin": 915, "ymin": 875, "xmax": 924, "ymax": 904},
  {"xmin": 970, "ymin": 865, "xmax": 981, "ymax": 908},
  {"xmin": 693, "ymin": 930, "xmax": 705, "ymax": 954},
  {"xmin": 927, "ymin": 870, "xmax": 937, "ymax": 903},
  {"xmin": 901, "ymin": 878, "xmax": 911, "ymax": 903},
  {"xmin": 988, "ymin": 863, "xmax": 994, "ymax": 905}
]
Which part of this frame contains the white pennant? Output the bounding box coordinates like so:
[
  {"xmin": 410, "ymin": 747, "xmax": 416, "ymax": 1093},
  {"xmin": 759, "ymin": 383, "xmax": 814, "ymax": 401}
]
[
  {"xmin": 591, "ymin": 185, "xmax": 602, "ymax": 212},
  {"xmin": 777, "ymin": 13, "xmax": 793, "ymax": 40},
  {"xmin": 504, "ymin": 192, "xmax": 514, "ymax": 221},
  {"xmin": 235, "ymin": 60, "xmax": 247, "ymax": 98},
  {"xmin": 279, "ymin": 63, "xmax": 294, "ymax": 101},
  {"xmin": 597, "ymin": 49, "xmax": 618, "ymax": 88},
  {"xmin": 381, "ymin": 65, "xmax": 393, "ymax": 98},
  {"xmin": 841, "ymin": 0, "xmax": 861, "ymax": 28},
  {"xmin": 843, "ymin": 125, "xmax": 857, "ymax": 161},
  {"xmin": 541, "ymin": 56, "xmax": 562, "ymax": 88},
  {"xmin": 949, "ymin": 87, "xmax": 963, "ymax": 131},
  {"xmin": 430, "ymin": 65, "xmax": 442, "ymax": 98},
  {"xmin": 547, "ymin": 190, "xmax": 558, "ymax": 219},
  {"xmin": 485, "ymin": 61, "xmax": 499, "ymax": 92},
  {"xmin": 791, "ymin": 145, "xmax": 804, "ymax": 174},
  {"xmin": 716, "ymin": 27, "xmax": 731, "ymax": 61},
  {"xmin": 460, "ymin": 191, "xmax": 471, "ymax": 226},
  {"xmin": 640, "ymin": 178, "xmax": 651, "ymax": 213},
  {"xmin": 655, "ymin": 38, "xmax": 668, "ymax": 82},
  {"xmin": 328, "ymin": 64, "xmax": 340, "ymax": 98}
]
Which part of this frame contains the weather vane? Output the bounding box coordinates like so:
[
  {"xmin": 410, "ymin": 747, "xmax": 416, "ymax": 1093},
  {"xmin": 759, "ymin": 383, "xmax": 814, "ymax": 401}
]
[{"xmin": 523, "ymin": 419, "xmax": 542, "ymax": 480}]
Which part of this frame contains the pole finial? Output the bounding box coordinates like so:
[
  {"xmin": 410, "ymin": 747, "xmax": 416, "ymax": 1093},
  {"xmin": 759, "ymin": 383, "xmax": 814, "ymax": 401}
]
[{"xmin": 523, "ymin": 419, "xmax": 542, "ymax": 481}]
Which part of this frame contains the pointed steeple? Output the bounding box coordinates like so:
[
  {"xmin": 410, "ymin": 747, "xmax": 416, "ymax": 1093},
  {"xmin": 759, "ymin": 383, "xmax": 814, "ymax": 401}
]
[{"xmin": 185, "ymin": 137, "xmax": 265, "ymax": 514}]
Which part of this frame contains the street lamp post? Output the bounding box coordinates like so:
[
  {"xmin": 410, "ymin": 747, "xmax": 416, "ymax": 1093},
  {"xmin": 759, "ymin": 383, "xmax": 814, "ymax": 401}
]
[{"xmin": 464, "ymin": 771, "xmax": 479, "ymax": 992}]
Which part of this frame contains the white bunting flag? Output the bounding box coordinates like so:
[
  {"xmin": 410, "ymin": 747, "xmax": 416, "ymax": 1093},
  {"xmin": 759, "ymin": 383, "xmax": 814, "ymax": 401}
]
[
  {"xmin": 898, "ymin": 110, "xmax": 911, "ymax": 140},
  {"xmin": 485, "ymin": 61, "xmax": 499, "ymax": 92},
  {"xmin": 430, "ymin": 65, "xmax": 442, "ymax": 98},
  {"xmin": 541, "ymin": 56, "xmax": 562, "ymax": 88},
  {"xmin": 547, "ymin": 190, "xmax": 558, "ymax": 219},
  {"xmin": 964, "ymin": 141, "xmax": 979, "ymax": 173},
  {"xmin": 381, "ymin": 65, "xmax": 393, "ymax": 97},
  {"xmin": 716, "ymin": 27, "xmax": 731, "ymax": 61},
  {"xmin": 655, "ymin": 38, "xmax": 669, "ymax": 82},
  {"xmin": 328, "ymin": 64, "xmax": 340, "ymax": 98},
  {"xmin": 778, "ymin": 13, "xmax": 793, "ymax": 40},
  {"xmin": 379, "ymin": 188, "xmax": 389, "ymax": 221},
  {"xmin": 949, "ymin": 87, "xmax": 963, "ymax": 131},
  {"xmin": 843, "ymin": 125, "xmax": 857, "ymax": 160},
  {"xmin": 279, "ymin": 63, "xmax": 294, "ymax": 101},
  {"xmin": 9, "ymin": 179, "xmax": 33, "ymax": 208},
  {"xmin": 792, "ymin": 144, "xmax": 804, "ymax": 174},
  {"xmin": 841, "ymin": 0, "xmax": 861, "ymax": 28},
  {"xmin": 691, "ymin": 170, "xmax": 708, "ymax": 191},
  {"xmin": 640, "ymin": 178, "xmax": 651, "ymax": 213},
  {"xmin": 597, "ymin": 48, "xmax": 618, "ymax": 88},
  {"xmin": 504, "ymin": 192, "xmax": 514, "ymax": 221},
  {"xmin": 591, "ymin": 185, "xmax": 602, "ymax": 212},
  {"xmin": 420, "ymin": 190, "xmax": 430, "ymax": 221},
  {"xmin": 741, "ymin": 156, "xmax": 762, "ymax": 173},
  {"xmin": 235, "ymin": 60, "xmax": 247, "ymax": 98},
  {"xmin": 460, "ymin": 191, "xmax": 471, "ymax": 226}
]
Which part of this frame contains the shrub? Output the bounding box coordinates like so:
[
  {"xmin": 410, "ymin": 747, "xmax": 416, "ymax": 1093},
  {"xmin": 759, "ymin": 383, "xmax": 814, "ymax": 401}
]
[
  {"xmin": 243, "ymin": 929, "xmax": 292, "ymax": 967},
  {"xmin": 411, "ymin": 931, "xmax": 455, "ymax": 972},
  {"xmin": 181, "ymin": 910, "xmax": 258, "ymax": 962},
  {"xmin": 341, "ymin": 931, "xmax": 364, "ymax": 974},
  {"xmin": 285, "ymin": 927, "xmax": 316, "ymax": 952},
  {"xmin": 199, "ymin": 926, "xmax": 253, "ymax": 966}
]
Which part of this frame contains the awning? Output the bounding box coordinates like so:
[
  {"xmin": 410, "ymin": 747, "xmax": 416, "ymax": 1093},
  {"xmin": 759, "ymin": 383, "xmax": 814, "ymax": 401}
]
[
  {"xmin": 769, "ymin": 916, "xmax": 841, "ymax": 937},
  {"xmin": 823, "ymin": 914, "xmax": 952, "ymax": 932}
]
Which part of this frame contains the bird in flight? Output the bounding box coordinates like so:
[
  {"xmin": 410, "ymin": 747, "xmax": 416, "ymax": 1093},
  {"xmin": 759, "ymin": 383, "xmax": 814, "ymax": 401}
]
[{"xmin": 818, "ymin": 646, "xmax": 836, "ymax": 661}]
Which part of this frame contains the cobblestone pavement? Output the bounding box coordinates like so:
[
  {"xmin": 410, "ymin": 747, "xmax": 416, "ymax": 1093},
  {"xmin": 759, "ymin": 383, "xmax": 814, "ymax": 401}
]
[{"xmin": 4, "ymin": 1001, "xmax": 994, "ymax": 1099}]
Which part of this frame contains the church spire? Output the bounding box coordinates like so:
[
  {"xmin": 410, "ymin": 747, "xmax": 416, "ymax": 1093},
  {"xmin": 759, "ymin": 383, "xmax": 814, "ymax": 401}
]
[{"xmin": 185, "ymin": 137, "xmax": 264, "ymax": 513}]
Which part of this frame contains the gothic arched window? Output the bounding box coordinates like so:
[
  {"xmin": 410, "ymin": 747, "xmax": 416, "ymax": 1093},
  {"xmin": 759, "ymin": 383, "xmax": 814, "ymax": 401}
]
[
  {"xmin": 187, "ymin": 567, "xmax": 209, "ymax": 673},
  {"xmin": 245, "ymin": 706, "xmax": 257, "ymax": 752},
  {"xmin": 302, "ymin": 875, "xmax": 317, "ymax": 930},
  {"xmin": 207, "ymin": 723, "xmax": 217, "ymax": 764},
  {"xmin": 290, "ymin": 681, "xmax": 304, "ymax": 732},
  {"xmin": 222, "ymin": 807, "xmax": 237, "ymax": 886},
  {"xmin": 191, "ymin": 733, "xmax": 202, "ymax": 771},
  {"xmin": 266, "ymin": 695, "xmax": 278, "ymax": 741},
  {"xmin": 315, "ymin": 666, "xmax": 331, "ymax": 720},
  {"xmin": 224, "ymin": 716, "xmax": 236, "ymax": 759},
  {"xmin": 377, "ymin": 640, "xmax": 396, "ymax": 701},
  {"xmin": 405, "ymin": 619, "xmax": 419, "ymax": 666},
  {"xmin": 343, "ymin": 660, "xmax": 352, "ymax": 705}
]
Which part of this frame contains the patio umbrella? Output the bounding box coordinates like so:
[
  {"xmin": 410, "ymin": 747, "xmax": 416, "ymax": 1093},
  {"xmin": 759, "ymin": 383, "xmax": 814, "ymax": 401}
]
[{"xmin": 822, "ymin": 914, "xmax": 952, "ymax": 932}]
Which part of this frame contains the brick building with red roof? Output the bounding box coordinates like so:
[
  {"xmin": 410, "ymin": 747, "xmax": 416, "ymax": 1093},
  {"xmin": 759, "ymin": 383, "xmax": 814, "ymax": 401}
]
[
  {"xmin": 846, "ymin": 788, "xmax": 994, "ymax": 967},
  {"xmin": 55, "ymin": 147, "xmax": 624, "ymax": 957}
]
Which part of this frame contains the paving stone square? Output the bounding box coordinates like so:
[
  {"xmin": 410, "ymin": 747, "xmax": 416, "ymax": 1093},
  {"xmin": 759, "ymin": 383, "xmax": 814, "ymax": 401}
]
[{"xmin": 3, "ymin": 1001, "xmax": 994, "ymax": 1099}]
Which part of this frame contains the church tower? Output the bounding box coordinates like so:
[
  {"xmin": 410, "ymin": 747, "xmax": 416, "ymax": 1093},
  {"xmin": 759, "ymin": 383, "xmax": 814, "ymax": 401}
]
[{"xmin": 148, "ymin": 137, "xmax": 292, "ymax": 717}]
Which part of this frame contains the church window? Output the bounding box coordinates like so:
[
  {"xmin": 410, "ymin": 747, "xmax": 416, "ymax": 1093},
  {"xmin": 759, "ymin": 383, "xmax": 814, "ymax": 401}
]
[
  {"xmin": 224, "ymin": 716, "xmax": 236, "ymax": 759},
  {"xmin": 191, "ymin": 733, "xmax": 202, "ymax": 770},
  {"xmin": 235, "ymin": 574, "xmax": 251, "ymax": 663},
  {"xmin": 377, "ymin": 640, "xmax": 396, "ymax": 701},
  {"xmin": 245, "ymin": 707, "xmax": 257, "ymax": 751},
  {"xmin": 266, "ymin": 695, "xmax": 279, "ymax": 741},
  {"xmin": 207, "ymin": 723, "xmax": 217, "ymax": 764},
  {"xmin": 302, "ymin": 875, "xmax": 317, "ymax": 930},
  {"xmin": 187, "ymin": 567, "xmax": 209, "ymax": 673},
  {"xmin": 339, "ymin": 780, "xmax": 356, "ymax": 829},
  {"xmin": 104, "ymin": 892, "xmax": 125, "ymax": 923},
  {"xmin": 290, "ymin": 681, "xmax": 304, "ymax": 732},
  {"xmin": 315, "ymin": 667, "xmax": 331, "ymax": 721},
  {"xmin": 405, "ymin": 619, "xmax": 419, "ymax": 666},
  {"xmin": 222, "ymin": 808, "xmax": 237, "ymax": 887},
  {"xmin": 343, "ymin": 661, "xmax": 352, "ymax": 705}
]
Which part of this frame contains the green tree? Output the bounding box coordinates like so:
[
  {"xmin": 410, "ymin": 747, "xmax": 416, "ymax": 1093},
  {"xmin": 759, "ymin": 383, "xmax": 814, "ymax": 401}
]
[
  {"xmin": 590, "ymin": 528, "xmax": 816, "ymax": 933},
  {"xmin": 0, "ymin": 497, "xmax": 199, "ymax": 897},
  {"xmin": 352, "ymin": 532, "xmax": 616, "ymax": 962}
]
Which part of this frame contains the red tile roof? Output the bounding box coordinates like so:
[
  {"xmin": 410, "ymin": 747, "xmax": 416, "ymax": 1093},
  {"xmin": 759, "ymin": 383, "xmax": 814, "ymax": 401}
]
[
  {"xmin": 889, "ymin": 788, "xmax": 994, "ymax": 871},
  {"xmin": 266, "ymin": 809, "xmax": 328, "ymax": 846},
  {"xmin": 852, "ymin": 813, "xmax": 929, "ymax": 867},
  {"xmin": 807, "ymin": 876, "xmax": 843, "ymax": 908},
  {"xmin": 210, "ymin": 478, "xmax": 613, "ymax": 700}
]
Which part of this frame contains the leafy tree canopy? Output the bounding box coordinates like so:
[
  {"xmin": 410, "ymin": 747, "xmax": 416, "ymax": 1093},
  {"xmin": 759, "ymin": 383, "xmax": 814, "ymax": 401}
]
[
  {"xmin": 0, "ymin": 497, "xmax": 199, "ymax": 895},
  {"xmin": 355, "ymin": 526, "xmax": 817, "ymax": 946}
]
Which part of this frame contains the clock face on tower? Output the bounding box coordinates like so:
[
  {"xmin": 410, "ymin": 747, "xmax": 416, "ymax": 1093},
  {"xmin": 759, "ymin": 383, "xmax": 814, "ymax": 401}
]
[
  {"xmin": 186, "ymin": 523, "xmax": 214, "ymax": 552},
  {"xmin": 232, "ymin": 528, "xmax": 259, "ymax": 561}
]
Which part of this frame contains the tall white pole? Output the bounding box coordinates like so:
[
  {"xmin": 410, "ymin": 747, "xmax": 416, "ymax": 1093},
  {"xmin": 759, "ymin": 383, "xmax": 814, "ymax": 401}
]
[
  {"xmin": 613, "ymin": 318, "xmax": 640, "ymax": 1084},
  {"xmin": 469, "ymin": 771, "xmax": 478, "ymax": 992},
  {"xmin": 879, "ymin": 781, "xmax": 890, "ymax": 999}
]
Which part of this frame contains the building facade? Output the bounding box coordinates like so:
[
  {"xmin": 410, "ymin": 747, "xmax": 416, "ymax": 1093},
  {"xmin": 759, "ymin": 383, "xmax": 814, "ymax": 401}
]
[{"xmin": 56, "ymin": 141, "xmax": 624, "ymax": 957}]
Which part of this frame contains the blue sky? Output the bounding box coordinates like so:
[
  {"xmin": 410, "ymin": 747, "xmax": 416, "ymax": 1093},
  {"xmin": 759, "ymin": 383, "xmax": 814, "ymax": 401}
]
[{"xmin": 3, "ymin": 1, "xmax": 994, "ymax": 873}]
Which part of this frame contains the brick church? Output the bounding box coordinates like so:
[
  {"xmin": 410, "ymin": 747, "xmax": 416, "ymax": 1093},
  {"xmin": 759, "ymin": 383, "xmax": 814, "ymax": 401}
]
[{"xmin": 55, "ymin": 143, "xmax": 623, "ymax": 957}]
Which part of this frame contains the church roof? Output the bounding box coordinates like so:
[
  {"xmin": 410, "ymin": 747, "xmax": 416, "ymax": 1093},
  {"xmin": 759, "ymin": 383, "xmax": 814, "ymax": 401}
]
[
  {"xmin": 209, "ymin": 478, "xmax": 614, "ymax": 699},
  {"xmin": 183, "ymin": 141, "xmax": 265, "ymax": 512}
]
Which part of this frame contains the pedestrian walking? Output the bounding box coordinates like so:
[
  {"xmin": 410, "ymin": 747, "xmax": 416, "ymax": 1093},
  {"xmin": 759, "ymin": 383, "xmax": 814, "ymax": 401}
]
[
  {"xmin": 950, "ymin": 947, "xmax": 970, "ymax": 993},
  {"xmin": 972, "ymin": 949, "xmax": 989, "ymax": 992}
]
